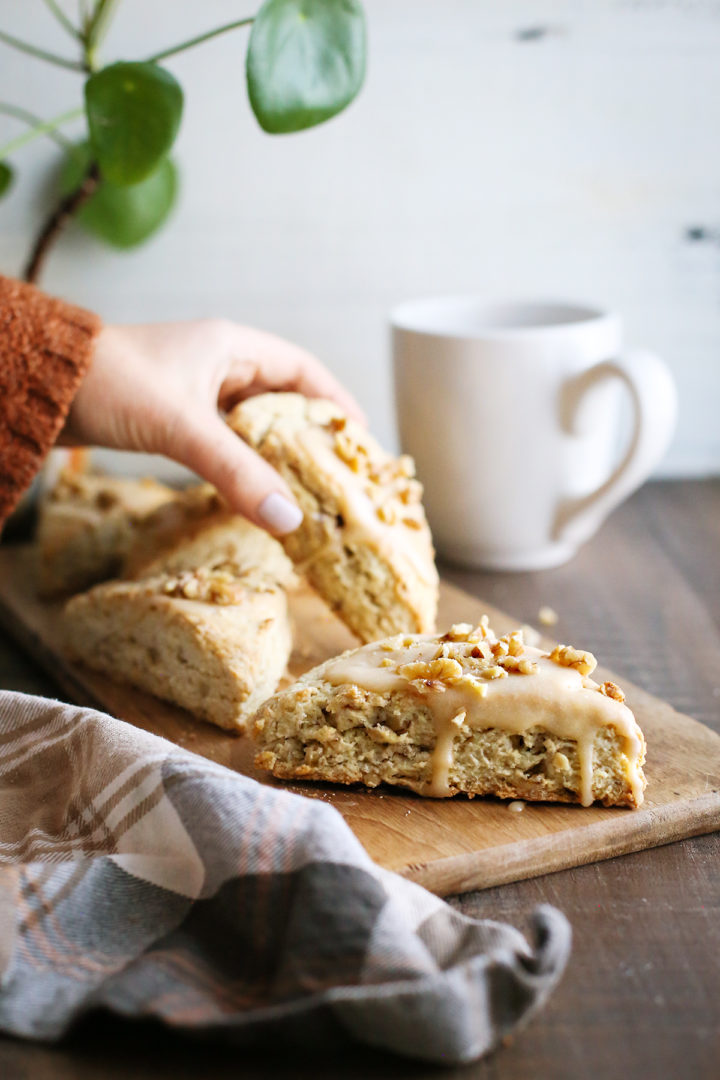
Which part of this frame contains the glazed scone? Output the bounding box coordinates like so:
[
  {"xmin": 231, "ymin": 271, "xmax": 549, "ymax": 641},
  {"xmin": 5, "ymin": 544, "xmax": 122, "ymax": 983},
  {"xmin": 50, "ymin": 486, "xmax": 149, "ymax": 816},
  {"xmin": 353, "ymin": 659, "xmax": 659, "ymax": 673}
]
[
  {"xmin": 37, "ymin": 470, "xmax": 176, "ymax": 597},
  {"xmin": 64, "ymin": 566, "xmax": 291, "ymax": 731},
  {"xmin": 253, "ymin": 620, "xmax": 647, "ymax": 807},
  {"xmin": 123, "ymin": 483, "xmax": 294, "ymax": 586},
  {"xmin": 226, "ymin": 393, "xmax": 439, "ymax": 643}
]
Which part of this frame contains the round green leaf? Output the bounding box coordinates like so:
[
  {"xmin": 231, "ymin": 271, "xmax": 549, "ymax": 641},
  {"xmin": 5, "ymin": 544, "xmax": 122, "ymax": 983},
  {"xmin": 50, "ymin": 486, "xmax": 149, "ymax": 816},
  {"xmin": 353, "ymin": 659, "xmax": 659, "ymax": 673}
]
[
  {"xmin": 247, "ymin": 0, "xmax": 366, "ymax": 134},
  {"xmin": 61, "ymin": 143, "xmax": 178, "ymax": 249},
  {"xmin": 85, "ymin": 61, "xmax": 183, "ymax": 186},
  {"xmin": 0, "ymin": 161, "xmax": 14, "ymax": 198}
]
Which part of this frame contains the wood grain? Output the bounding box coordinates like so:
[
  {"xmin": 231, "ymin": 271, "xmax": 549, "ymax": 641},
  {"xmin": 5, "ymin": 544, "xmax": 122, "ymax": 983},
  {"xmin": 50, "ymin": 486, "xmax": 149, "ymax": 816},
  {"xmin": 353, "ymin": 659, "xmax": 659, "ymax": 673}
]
[{"xmin": 0, "ymin": 543, "xmax": 718, "ymax": 898}]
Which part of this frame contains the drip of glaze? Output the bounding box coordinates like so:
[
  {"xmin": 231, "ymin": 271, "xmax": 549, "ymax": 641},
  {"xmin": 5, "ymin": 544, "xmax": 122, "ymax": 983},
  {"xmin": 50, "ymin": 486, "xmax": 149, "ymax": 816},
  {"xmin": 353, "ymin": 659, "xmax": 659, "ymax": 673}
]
[{"xmin": 428, "ymin": 708, "xmax": 466, "ymax": 797}]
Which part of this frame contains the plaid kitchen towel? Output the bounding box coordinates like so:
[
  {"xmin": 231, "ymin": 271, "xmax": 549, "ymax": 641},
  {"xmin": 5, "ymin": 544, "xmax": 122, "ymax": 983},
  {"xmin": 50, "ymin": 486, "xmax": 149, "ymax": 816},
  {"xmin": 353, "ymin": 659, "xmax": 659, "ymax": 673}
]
[{"xmin": 0, "ymin": 690, "xmax": 571, "ymax": 1065}]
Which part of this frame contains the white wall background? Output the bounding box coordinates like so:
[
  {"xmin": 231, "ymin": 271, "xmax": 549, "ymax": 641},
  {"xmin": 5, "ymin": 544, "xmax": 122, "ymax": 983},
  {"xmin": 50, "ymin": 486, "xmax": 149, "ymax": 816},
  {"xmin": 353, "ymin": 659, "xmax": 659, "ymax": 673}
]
[{"xmin": 1, "ymin": 0, "xmax": 719, "ymax": 475}]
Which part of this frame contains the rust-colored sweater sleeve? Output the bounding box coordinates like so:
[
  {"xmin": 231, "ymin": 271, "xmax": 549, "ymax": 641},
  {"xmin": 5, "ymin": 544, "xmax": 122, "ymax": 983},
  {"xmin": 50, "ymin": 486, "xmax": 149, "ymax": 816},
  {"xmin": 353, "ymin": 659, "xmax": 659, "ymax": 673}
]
[{"xmin": 0, "ymin": 275, "xmax": 102, "ymax": 524}]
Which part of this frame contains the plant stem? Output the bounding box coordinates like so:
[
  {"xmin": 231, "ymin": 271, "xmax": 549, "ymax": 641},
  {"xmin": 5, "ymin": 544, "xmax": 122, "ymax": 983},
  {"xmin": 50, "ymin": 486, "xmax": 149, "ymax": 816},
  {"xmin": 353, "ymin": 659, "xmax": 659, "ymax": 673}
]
[
  {"xmin": 42, "ymin": 0, "xmax": 82, "ymax": 40},
  {"xmin": 0, "ymin": 103, "xmax": 74, "ymax": 149},
  {"xmin": 83, "ymin": 0, "xmax": 120, "ymax": 69},
  {"xmin": 23, "ymin": 162, "xmax": 99, "ymax": 284},
  {"xmin": 0, "ymin": 28, "xmax": 83, "ymax": 71},
  {"xmin": 146, "ymin": 16, "xmax": 254, "ymax": 64},
  {"xmin": 0, "ymin": 107, "xmax": 83, "ymax": 160}
]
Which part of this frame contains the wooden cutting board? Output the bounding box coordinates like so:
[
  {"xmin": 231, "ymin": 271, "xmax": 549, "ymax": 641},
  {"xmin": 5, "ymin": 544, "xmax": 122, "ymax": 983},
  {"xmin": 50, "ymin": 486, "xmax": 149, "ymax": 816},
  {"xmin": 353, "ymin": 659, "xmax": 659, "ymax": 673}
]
[{"xmin": 0, "ymin": 544, "xmax": 718, "ymax": 897}]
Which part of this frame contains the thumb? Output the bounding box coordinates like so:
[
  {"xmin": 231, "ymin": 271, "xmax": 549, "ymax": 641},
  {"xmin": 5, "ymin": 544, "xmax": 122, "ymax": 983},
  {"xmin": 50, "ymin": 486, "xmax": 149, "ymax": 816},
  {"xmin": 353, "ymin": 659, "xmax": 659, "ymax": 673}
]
[{"xmin": 169, "ymin": 413, "xmax": 304, "ymax": 537}]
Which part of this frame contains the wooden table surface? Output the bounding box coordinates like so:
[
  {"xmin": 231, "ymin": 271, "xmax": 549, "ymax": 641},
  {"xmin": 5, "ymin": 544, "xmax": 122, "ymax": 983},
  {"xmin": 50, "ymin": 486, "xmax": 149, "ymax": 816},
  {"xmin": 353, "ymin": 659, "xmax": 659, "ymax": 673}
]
[{"xmin": 1, "ymin": 479, "xmax": 718, "ymax": 1080}]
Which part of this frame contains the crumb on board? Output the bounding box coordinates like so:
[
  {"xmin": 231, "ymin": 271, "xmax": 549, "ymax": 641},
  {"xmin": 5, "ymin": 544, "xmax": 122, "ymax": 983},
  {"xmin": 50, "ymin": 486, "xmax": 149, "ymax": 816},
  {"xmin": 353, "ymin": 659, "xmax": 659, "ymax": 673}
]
[
  {"xmin": 507, "ymin": 801, "xmax": 526, "ymax": 813},
  {"xmin": 538, "ymin": 606, "xmax": 558, "ymax": 627}
]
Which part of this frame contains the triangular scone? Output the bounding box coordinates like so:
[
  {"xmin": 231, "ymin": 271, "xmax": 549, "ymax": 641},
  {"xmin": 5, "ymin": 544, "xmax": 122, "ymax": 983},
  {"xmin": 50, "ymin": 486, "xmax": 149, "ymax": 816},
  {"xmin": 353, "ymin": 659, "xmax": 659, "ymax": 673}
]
[
  {"xmin": 226, "ymin": 393, "xmax": 438, "ymax": 643},
  {"xmin": 37, "ymin": 470, "xmax": 176, "ymax": 597},
  {"xmin": 253, "ymin": 620, "xmax": 647, "ymax": 807},
  {"xmin": 123, "ymin": 483, "xmax": 295, "ymax": 587},
  {"xmin": 64, "ymin": 567, "xmax": 291, "ymax": 732}
]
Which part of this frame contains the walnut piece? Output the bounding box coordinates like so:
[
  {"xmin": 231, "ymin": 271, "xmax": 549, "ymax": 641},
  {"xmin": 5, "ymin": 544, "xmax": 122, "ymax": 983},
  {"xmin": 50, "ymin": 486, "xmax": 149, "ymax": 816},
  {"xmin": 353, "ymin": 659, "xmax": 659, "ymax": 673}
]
[
  {"xmin": 445, "ymin": 623, "xmax": 475, "ymax": 641},
  {"xmin": 538, "ymin": 606, "xmax": 559, "ymax": 626},
  {"xmin": 398, "ymin": 657, "xmax": 464, "ymax": 684},
  {"xmin": 547, "ymin": 644, "xmax": 597, "ymax": 677},
  {"xmin": 161, "ymin": 568, "xmax": 247, "ymax": 605},
  {"xmin": 599, "ymin": 680, "xmax": 626, "ymax": 703},
  {"xmin": 499, "ymin": 655, "xmax": 539, "ymax": 675},
  {"xmin": 481, "ymin": 665, "xmax": 508, "ymax": 681}
]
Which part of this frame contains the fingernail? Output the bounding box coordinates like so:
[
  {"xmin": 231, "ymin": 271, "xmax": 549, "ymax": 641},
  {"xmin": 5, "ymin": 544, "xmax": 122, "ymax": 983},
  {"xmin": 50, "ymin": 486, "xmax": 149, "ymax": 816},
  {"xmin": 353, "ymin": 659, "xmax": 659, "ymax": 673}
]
[{"xmin": 258, "ymin": 492, "xmax": 304, "ymax": 535}]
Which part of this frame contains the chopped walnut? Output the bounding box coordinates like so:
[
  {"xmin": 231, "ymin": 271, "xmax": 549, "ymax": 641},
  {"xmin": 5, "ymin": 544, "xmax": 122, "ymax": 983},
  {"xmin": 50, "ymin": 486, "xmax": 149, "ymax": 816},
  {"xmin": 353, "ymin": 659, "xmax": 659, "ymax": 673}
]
[
  {"xmin": 161, "ymin": 568, "xmax": 246, "ymax": 605},
  {"xmin": 443, "ymin": 623, "xmax": 474, "ymax": 642},
  {"xmin": 538, "ymin": 606, "xmax": 559, "ymax": 627},
  {"xmin": 499, "ymin": 655, "xmax": 539, "ymax": 675},
  {"xmin": 162, "ymin": 572, "xmax": 201, "ymax": 599},
  {"xmin": 599, "ymin": 680, "xmax": 625, "ymax": 703},
  {"xmin": 398, "ymin": 657, "xmax": 464, "ymax": 684},
  {"xmin": 466, "ymin": 615, "xmax": 493, "ymax": 643},
  {"xmin": 449, "ymin": 709, "xmax": 467, "ymax": 729},
  {"xmin": 460, "ymin": 678, "xmax": 488, "ymax": 698},
  {"xmin": 481, "ymin": 665, "xmax": 508, "ymax": 681},
  {"xmin": 547, "ymin": 644, "xmax": 597, "ymax": 677}
]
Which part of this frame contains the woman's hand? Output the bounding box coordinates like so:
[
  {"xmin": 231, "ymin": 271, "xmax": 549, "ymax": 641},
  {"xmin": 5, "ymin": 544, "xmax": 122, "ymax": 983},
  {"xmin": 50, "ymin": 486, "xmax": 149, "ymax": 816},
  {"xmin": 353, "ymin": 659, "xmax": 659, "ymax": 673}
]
[{"xmin": 60, "ymin": 320, "xmax": 365, "ymax": 536}]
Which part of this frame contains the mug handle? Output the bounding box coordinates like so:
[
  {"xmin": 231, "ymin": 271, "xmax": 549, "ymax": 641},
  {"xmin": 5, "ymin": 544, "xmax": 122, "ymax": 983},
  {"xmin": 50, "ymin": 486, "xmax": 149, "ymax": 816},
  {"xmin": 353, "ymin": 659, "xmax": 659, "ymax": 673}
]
[{"xmin": 553, "ymin": 349, "xmax": 677, "ymax": 547}]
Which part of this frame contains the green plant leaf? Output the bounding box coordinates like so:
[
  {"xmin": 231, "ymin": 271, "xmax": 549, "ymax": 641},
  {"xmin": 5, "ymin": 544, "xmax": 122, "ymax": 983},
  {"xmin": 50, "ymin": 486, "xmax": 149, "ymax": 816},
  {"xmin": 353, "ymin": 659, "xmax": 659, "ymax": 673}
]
[
  {"xmin": 0, "ymin": 161, "xmax": 14, "ymax": 197},
  {"xmin": 247, "ymin": 0, "xmax": 366, "ymax": 134},
  {"xmin": 61, "ymin": 142, "xmax": 178, "ymax": 249},
  {"xmin": 85, "ymin": 61, "xmax": 183, "ymax": 185}
]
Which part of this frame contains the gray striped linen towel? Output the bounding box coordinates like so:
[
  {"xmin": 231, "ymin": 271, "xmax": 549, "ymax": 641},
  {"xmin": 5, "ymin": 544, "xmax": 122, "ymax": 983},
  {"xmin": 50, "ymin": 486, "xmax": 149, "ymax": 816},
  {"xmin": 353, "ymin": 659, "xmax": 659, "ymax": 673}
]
[{"xmin": 0, "ymin": 690, "xmax": 571, "ymax": 1065}]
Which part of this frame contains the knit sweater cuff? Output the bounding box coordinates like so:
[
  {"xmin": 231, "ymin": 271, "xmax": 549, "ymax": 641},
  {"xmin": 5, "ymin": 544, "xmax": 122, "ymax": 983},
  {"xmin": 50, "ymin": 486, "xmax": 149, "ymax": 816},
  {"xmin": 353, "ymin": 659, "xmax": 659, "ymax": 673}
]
[{"xmin": 0, "ymin": 275, "xmax": 102, "ymax": 523}]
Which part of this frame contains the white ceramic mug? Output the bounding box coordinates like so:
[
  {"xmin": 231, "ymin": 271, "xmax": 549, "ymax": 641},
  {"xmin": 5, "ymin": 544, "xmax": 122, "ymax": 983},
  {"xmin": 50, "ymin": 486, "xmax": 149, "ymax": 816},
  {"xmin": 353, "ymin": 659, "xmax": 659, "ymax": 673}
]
[{"xmin": 392, "ymin": 298, "xmax": 677, "ymax": 570}]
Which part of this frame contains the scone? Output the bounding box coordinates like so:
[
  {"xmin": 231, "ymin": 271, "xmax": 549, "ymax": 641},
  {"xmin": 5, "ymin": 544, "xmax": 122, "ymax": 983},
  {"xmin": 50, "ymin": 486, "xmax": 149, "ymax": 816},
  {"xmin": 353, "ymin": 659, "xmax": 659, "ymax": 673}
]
[
  {"xmin": 37, "ymin": 470, "xmax": 176, "ymax": 597},
  {"xmin": 226, "ymin": 393, "xmax": 439, "ymax": 643},
  {"xmin": 123, "ymin": 483, "xmax": 294, "ymax": 586},
  {"xmin": 253, "ymin": 620, "xmax": 647, "ymax": 807},
  {"xmin": 64, "ymin": 566, "xmax": 291, "ymax": 731}
]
